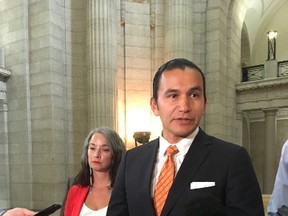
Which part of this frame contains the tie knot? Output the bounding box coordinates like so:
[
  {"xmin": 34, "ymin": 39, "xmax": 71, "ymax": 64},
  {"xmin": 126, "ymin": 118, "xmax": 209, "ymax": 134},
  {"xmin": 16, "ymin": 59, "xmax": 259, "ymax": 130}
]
[{"xmin": 166, "ymin": 145, "xmax": 179, "ymax": 157}]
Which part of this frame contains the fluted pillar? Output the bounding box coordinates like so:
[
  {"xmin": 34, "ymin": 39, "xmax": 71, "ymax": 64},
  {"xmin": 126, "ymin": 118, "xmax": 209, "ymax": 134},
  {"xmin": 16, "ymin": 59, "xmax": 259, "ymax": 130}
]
[
  {"xmin": 87, "ymin": 0, "xmax": 117, "ymax": 129},
  {"xmin": 263, "ymin": 108, "xmax": 278, "ymax": 193},
  {"xmin": 0, "ymin": 66, "xmax": 11, "ymax": 207},
  {"xmin": 164, "ymin": 0, "xmax": 193, "ymax": 60}
]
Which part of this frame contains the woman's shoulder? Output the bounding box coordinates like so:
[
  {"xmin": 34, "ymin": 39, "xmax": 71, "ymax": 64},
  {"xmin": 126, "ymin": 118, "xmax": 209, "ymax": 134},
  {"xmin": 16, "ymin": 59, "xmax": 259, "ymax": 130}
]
[{"xmin": 68, "ymin": 185, "xmax": 89, "ymax": 196}]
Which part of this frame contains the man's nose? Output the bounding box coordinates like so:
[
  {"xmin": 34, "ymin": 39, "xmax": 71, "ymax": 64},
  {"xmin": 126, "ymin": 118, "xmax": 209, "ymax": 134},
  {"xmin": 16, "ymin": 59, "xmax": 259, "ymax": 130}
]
[{"xmin": 179, "ymin": 96, "xmax": 190, "ymax": 112}]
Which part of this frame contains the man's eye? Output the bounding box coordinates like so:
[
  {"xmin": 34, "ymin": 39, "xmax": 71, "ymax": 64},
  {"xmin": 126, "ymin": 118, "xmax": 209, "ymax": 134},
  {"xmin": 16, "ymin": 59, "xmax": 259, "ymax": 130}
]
[
  {"xmin": 169, "ymin": 94, "xmax": 177, "ymax": 98},
  {"xmin": 191, "ymin": 93, "xmax": 197, "ymax": 97},
  {"xmin": 191, "ymin": 93, "xmax": 199, "ymax": 98}
]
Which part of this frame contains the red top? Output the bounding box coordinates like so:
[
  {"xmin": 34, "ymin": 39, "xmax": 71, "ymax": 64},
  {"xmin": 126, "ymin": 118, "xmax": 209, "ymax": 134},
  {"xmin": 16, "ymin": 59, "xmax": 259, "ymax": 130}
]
[{"xmin": 64, "ymin": 185, "xmax": 89, "ymax": 216}]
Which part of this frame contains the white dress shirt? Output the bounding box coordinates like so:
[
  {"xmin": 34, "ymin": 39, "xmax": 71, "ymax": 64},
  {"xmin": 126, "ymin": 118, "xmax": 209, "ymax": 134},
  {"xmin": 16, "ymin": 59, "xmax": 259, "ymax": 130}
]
[{"xmin": 151, "ymin": 127, "xmax": 199, "ymax": 196}]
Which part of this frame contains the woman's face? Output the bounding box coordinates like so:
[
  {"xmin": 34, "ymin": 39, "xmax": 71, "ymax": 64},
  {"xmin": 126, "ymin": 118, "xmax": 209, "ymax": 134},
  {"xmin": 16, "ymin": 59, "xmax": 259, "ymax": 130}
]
[{"xmin": 87, "ymin": 132, "xmax": 113, "ymax": 172}]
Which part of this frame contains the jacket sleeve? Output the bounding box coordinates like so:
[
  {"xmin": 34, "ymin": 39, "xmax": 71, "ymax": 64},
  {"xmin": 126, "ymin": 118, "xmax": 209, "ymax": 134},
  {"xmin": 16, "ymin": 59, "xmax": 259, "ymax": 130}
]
[
  {"xmin": 60, "ymin": 177, "xmax": 75, "ymax": 216},
  {"xmin": 107, "ymin": 154, "xmax": 129, "ymax": 216},
  {"xmin": 64, "ymin": 186, "xmax": 75, "ymax": 216},
  {"xmin": 225, "ymin": 147, "xmax": 265, "ymax": 216},
  {"xmin": 64, "ymin": 185, "xmax": 88, "ymax": 216}
]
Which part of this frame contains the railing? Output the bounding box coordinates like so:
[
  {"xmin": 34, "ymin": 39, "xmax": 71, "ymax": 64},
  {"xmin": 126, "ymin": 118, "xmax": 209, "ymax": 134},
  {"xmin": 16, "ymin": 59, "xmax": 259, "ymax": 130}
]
[
  {"xmin": 241, "ymin": 60, "xmax": 288, "ymax": 82},
  {"xmin": 278, "ymin": 60, "xmax": 288, "ymax": 77},
  {"xmin": 241, "ymin": 64, "xmax": 264, "ymax": 82}
]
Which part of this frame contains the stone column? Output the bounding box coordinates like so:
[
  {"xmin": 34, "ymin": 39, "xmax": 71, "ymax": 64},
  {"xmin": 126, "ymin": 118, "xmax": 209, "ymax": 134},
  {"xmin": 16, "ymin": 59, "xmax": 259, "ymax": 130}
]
[
  {"xmin": 265, "ymin": 59, "xmax": 278, "ymax": 78},
  {"xmin": 241, "ymin": 111, "xmax": 250, "ymax": 152},
  {"xmin": 164, "ymin": 0, "xmax": 193, "ymax": 60},
  {"xmin": 263, "ymin": 108, "xmax": 278, "ymax": 193},
  {"xmin": 87, "ymin": 0, "xmax": 117, "ymax": 129},
  {"xmin": 0, "ymin": 65, "xmax": 11, "ymax": 207}
]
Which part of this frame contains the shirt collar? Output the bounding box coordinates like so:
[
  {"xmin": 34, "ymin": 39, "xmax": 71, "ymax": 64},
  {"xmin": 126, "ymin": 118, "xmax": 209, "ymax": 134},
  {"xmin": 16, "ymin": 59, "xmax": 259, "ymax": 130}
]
[{"xmin": 159, "ymin": 127, "xmax": 199, "ymax": 156}]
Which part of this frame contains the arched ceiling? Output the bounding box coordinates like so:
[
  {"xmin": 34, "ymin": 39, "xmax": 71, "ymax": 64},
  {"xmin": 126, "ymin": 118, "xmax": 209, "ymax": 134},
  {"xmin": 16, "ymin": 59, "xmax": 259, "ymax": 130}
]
[
  {"xmin": 244, "ymin": 0, "xmax": 287, "ymax": 50},
  {"xmin": 243, "ymin": 0, "xmax": 288, "ymax": 64}
]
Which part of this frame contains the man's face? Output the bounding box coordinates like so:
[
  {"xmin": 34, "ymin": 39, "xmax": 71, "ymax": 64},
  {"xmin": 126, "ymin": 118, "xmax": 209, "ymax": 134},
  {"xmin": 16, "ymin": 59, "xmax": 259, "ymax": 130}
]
[{"xmin": 150, "ymin": 67, "xmax": 206, "ymax": 143}]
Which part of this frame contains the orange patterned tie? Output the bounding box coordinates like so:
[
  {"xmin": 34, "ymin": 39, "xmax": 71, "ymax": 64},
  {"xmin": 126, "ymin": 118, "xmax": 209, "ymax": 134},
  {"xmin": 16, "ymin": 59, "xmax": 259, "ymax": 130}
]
[{"xmin": 153, "ymin": 145, "xmax": 179, "ymax": 216}]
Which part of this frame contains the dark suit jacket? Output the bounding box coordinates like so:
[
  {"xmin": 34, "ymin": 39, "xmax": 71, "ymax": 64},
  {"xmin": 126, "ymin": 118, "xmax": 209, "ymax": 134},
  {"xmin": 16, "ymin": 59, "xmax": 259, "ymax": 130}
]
[{"xmin": 107, "ymin": 128, "xmax": 264, "ymax": 216}]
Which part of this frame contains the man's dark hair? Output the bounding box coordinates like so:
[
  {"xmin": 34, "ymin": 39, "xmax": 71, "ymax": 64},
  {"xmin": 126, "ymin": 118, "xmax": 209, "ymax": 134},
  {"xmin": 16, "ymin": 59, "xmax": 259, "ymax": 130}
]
[{"xmin": 152, "ymin": 58, "xmax": 206, "ymax": 102}]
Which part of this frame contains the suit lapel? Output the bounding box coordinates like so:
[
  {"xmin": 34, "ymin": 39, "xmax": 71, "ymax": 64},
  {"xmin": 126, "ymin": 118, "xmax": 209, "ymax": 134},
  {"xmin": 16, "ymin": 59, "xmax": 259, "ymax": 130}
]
[
  {"xmin": 141, "ymin": 140, "xmax": 159, "ymax": 197},
  {"xmin": 161, "ymin": 129, "xmax": 212, "ymax": 216},
  {"xmin": 134, "ymin": 139, "xmax": 159, "ymax": 214}
]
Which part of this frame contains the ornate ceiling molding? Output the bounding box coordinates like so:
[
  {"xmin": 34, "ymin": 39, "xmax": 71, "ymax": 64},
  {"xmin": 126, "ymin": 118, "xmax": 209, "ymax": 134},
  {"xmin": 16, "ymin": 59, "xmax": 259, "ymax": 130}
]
[{"xmin": 236, "ymin": 77, "xmax": 288, "ymax": 92}]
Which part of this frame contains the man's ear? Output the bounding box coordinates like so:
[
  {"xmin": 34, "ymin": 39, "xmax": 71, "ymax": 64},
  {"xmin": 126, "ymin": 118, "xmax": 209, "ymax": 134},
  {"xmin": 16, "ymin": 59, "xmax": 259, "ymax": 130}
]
[
  {"xmin": 150, "ymin": 97, "xmax": 159, "ymax": 116},
  {"xmin": 203, "ymin": 102, "xmax": 206, "ymax": 115}
]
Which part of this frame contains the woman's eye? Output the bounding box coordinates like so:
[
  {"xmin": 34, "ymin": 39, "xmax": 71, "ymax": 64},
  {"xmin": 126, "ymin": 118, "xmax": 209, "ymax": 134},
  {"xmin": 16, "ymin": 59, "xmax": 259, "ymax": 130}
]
[{"xmin": 103, "ymin": 148, "xmax": 110, "ymax": 152}]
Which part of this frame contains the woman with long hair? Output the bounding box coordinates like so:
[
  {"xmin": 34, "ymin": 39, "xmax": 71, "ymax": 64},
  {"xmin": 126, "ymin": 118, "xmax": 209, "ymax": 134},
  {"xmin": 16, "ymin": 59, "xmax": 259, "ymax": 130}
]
[{"xmin": 64, "ymin": 127, "xmax": 126, "ymax": 216}]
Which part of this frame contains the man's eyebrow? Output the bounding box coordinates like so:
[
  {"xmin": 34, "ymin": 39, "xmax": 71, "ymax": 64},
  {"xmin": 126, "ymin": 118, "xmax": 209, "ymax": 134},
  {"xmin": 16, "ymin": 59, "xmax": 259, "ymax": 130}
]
[
  {"xmin": 164, "ymin": 88, "xmax": 179, "ymax": 94},
  {"xmin": 164, "ymin": 86, "xmax": 202, "ymax": 94},
  {"xmin": 189, "ymin": 86, "xmax": 203, "ymax": 91}
]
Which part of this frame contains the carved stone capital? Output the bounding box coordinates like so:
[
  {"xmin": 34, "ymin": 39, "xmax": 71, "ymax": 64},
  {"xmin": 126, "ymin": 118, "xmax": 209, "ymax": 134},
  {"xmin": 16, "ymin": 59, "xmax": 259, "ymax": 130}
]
[{"xmin": 0, "ymin": 66, "xmax": 11, "ymax": 82}]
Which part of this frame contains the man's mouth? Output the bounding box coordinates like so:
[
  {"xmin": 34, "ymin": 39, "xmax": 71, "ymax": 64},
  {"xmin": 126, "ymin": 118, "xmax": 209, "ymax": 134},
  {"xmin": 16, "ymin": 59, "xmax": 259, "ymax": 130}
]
[{"xmin": 174, "ymin": 118, "xmax": 193, "ymax": 124}]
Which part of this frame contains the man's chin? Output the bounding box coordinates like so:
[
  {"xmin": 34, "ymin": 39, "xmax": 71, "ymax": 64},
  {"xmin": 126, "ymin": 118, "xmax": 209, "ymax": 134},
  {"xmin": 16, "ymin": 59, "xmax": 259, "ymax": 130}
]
[{"xmin": 176, "ymin": 129, "xmax": 196, "ymax": 138}]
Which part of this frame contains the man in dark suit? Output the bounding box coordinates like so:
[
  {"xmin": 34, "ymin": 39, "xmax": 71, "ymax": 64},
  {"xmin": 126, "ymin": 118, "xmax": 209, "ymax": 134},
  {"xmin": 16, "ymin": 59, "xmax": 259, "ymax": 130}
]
[{"xmin": 107, "ymin": 58, "xmax": 264, "ymax": 216}]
